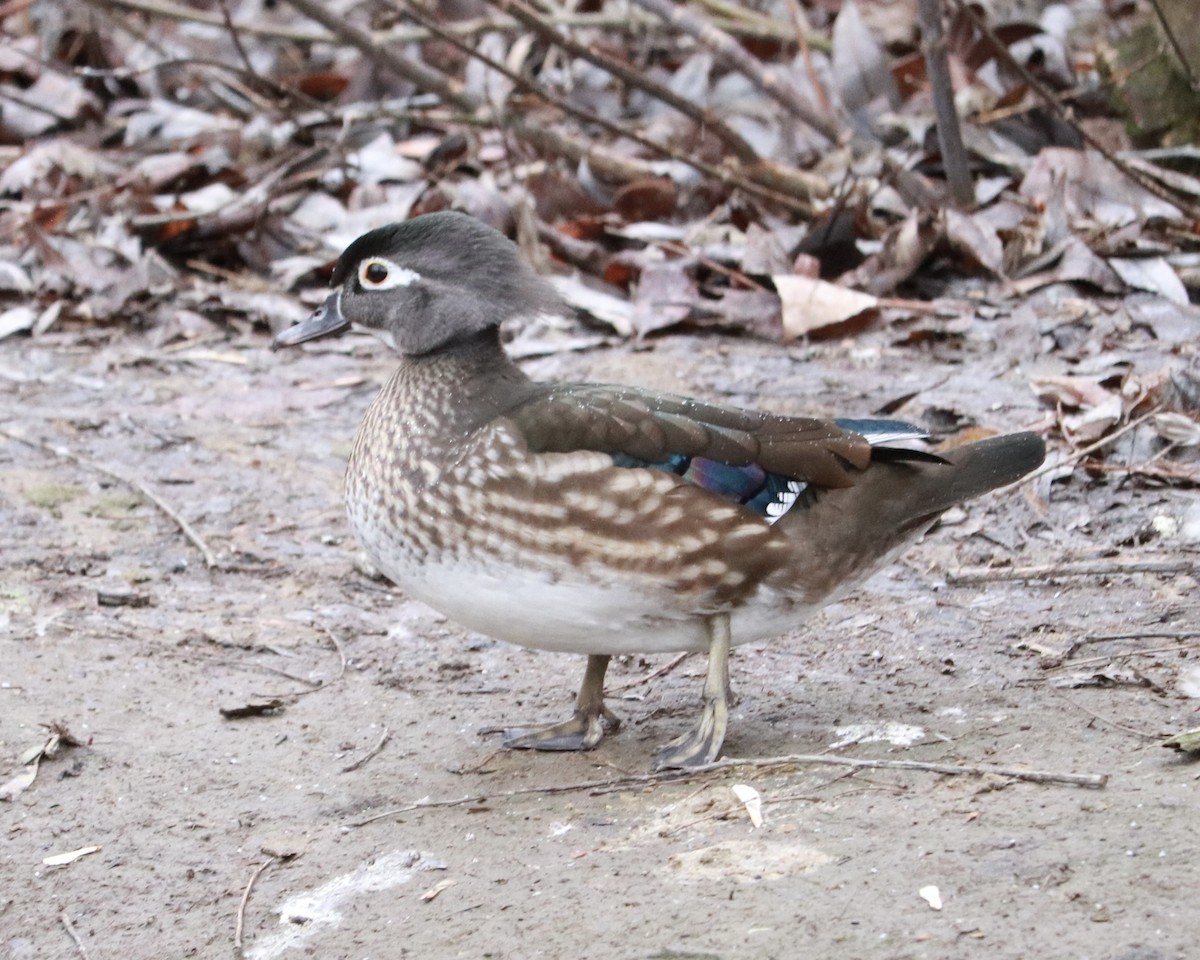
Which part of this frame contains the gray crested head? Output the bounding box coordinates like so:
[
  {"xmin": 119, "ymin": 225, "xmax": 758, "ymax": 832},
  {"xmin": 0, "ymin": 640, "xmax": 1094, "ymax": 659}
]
[{"xmin": 327, "ymin": 212, "xmax": 565, "ymax": 356}]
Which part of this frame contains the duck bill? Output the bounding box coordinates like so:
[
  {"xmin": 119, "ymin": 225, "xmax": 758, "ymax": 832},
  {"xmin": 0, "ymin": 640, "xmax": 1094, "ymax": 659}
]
[{"xmin": 271, "ymin": 290, "xmax": 350, "ymax": 350}]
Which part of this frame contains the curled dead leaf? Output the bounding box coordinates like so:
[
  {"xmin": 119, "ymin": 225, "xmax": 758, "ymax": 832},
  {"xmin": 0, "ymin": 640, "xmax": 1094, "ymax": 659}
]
[{"xmin": 775, "ymin": 275, "xmax": 878, "ymax": 339}]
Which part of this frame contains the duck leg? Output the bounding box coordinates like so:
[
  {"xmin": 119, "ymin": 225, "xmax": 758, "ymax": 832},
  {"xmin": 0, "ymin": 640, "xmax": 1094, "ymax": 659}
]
[
  {"xmin": 501, "ymin": 654, "xmax": 621, "ymax": 752},
  {"xmin": 653, "ymin": 614, "xmax": 732, "ymax": 770}
]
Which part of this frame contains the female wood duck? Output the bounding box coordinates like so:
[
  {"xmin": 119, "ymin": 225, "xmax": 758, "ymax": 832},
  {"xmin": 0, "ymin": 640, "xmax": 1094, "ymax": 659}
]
[{"xmin": 274, "ymin": 212, "xmax": 1045, "ymax": 770}]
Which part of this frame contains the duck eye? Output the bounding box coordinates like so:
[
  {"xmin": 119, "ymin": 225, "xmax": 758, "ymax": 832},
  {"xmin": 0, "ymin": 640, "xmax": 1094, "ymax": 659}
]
[
  {"xmin": 363, "ymin": 261, "xmax": 389, "ymax": 285},
  {"xmin": 356, "ymin": 257, "xmax": 421, "ymax": 290}
]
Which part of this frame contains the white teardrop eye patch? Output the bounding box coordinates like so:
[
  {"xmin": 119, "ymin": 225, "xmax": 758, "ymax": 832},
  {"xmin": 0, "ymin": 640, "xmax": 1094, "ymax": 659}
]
[{"xmin": 357, "ymin": 257, "xmax": 420, "ymax": 290}]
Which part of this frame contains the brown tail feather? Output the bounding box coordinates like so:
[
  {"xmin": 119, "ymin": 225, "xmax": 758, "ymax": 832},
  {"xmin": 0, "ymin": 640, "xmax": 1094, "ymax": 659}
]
[{"xmin": 774, "ymin": 431, "xmax": 1045, "ymax": 600}]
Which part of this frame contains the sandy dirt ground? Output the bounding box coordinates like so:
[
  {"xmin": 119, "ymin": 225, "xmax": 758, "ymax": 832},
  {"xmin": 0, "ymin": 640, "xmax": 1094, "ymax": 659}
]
[{"xmin": 2, "ymin": 316, "xmax": 1198, "ymax": 960}]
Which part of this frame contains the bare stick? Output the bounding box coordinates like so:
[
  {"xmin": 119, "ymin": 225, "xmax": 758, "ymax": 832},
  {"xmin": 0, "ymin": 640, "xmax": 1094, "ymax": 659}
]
[
  {"xmin": 489, "ymin": 0, "xmax": 759, "ymax": 164},
  {"xmin": 235, "ymin": 858, "xmax": 276, "ymax": 951},
  {"xmin": 917, "ymin": 0, "xmax": 973, "ymax": 205},
  {"xmin": 353, "ymin": 752, "xmax": 1107, "ymax": 824},
  {"xmin": 320, "ymin": 626, "xmax": 348, "ymax": 685},
  {"xmin": 96, "ymin": 0, "xmax": 796, "ymax": 45},
  {"xmin": 631, "ymin": 0, "xmax": 835, "ymax": 141},
  {"xmin": 1051, "ymin": 692, "xmax": 1161, "ymax": 740},
  {"xmin": 630, "ymin": 0, "xmax": 937, "ymax": 206},
  {"xmin": 1083, "ymin": 630, "xmax": 1200, "ymax": 643},
  {"xmin": 252, "ymin": 626, "xmax": 348, "ymax": 698},
  {"xmin": 214, "ymin": 0, "xmax": 254, "ymax": 78},
  {"xmin": 1148, "ymin": 0, "xmax": 1199, "ymax": 88},
  {"xmin": 395, "ymin": 0, "xmax": 820, "ymax": 208},
  {"xmin": 1061, "ymin": 642, "xmax": 1200, "ymax": 668},
  {"xmin": 947, "ymin": 558, "xmax": 1194, "ymax": 585},
  {"xmin": 60, "ymin": 912, "xmax": 92, "ymax": 960},
  {"xmin": 342, "ymin": 726, "xmax": 392, "ymax": 773},
  {"xmin": 279, "ymin": 0, "xmax": 658, "ymax": 190},
  {"xmin": 661, "ymin": 754, "xmax": 1106, "ymax": 788},
  {"xmin": 610, "ymin": 652, "xmax": 693, "ymax": 693},
  {"xmin": 1020, "ymin": 406, "xmax": 1162, "ymax": 487},
  {"xmin": 0, "ymin": 427, "xmax": 218, "ymax": 569},
  {"xmin": 947, "ymin": 0, "xmax": 1198, "ymax": 218}
]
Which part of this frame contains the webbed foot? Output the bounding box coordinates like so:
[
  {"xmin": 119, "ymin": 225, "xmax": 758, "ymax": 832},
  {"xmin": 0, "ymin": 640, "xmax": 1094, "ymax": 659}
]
[
  {"xmin": 486, "ymin": 654, "xmax": 619, "ymax": 753},
  {"xmin": 652, "ymin": 614, "xmax": 732, "ymax": 770},
  {"xmin": 502, "ymin": 704, "xmax": 621, "ymax": 752}
]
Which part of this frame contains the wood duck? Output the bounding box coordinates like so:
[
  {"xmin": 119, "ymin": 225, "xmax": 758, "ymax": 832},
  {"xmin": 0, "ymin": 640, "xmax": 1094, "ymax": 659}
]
[{"xmin": 274, "ymin": 212, "xmax": 1045, "ymax": 770}]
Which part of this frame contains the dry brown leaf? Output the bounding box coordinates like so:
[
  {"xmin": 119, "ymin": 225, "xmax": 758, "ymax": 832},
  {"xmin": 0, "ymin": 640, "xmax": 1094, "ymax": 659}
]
[
  {"xmin": 775, "ymin": 275, "xmax": 879, "ymax": 339},
  {"xmin": 1062, "ymin": 394, "xmax": 1124, "ymax": 444},
  {"xmin": 632, "ymin": 261, "xmax": 696, "ymax": 336},
  {"xmin": 944, "ymin": 209, "xmax": 1005, "ymax": 275},
  {"xmin": 0, "ymin": 760, "xmax": 38, "ymax": 802},
  {"xmin": 1029, "ymin": 374, "xmax": 1114, "ymax": 409},
  {"xmin": 1107, "ymin": 257, "xmax": 1188, "ymax": 305},
  {"xmin": 1019, "ymin": 148, "xmax": 1183, "ymax": 227},
  {"xmin": 1154, "ymin": 412, "xmax": 1200, "ymax": 446},
  {"xmin": 832, "ymin": 0, "xmax": 900, "ymax": 117}
]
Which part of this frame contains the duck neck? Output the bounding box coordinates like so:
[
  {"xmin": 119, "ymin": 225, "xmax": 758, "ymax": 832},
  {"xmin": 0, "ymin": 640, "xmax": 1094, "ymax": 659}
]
[{"xmin": 393, "ymin": 325, "xmax": 535, "ymax": 432}]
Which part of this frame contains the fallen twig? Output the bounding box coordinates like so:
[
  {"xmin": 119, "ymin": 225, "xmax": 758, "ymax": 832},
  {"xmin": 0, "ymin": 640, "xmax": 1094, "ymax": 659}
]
[
  {"xmin": 631, "ymin": 0, "xmax": 835, "ymax": 142},
  {"xmin": 0, "ymin": 427, "xmax": 219, "ymax": 569},
  {"xmin": 234, "ymin": 857, "xmax": 277, "ymax": 953},
  {"xmin": 1051, "ymin": 691, "xmax": 1161, "ymax": 741},
  {"xmin": 630, "ymin": 0, "xmax": 937, "ymax": 207},
  {"xmin": 399, "ymin": 0, "xmax": 821, "ymax": 209},
  {"xmin": 353, "ymin": 752, "xmax": 1107, "ymax": 824},
  {"xmin": 1063, "ymin": 642, "xmax": 1200, "ymax": 668},
  {"xmin": 252, "ymin": 626, "xmax": 347, "ymax": 698},
  {"xmin": 489, "ymin": 0, "xmax": 760, "ymax": 165},
  {"xmin": 97, "ymin": 0, "xmax": 794, "ymax": 46},
  {"xmin": 947, "ymin": 558, "xmax": 1194, "ymax": 585},
  {"xmin": 1082, "ymin": 630, "xmax": 1200, "ymax": 643},
  {"xmin": 1020, "ymin": 407, "xmax": 1163, "ymax": 487},
  {"xmin": 650, "ymin": 754, "xmax": 1107, "ymax": 788},
  {"xmin": 342, "ymin": 726, "xmax": 391, "ymax": 773},
  {"xmin": 60, "ymin": 912, "xmax": 92, "ymax": 960},
  {"xmin": 947, "ymin": 0, "xmax": 1200, "ymax": 220},
  {"xmin": 609, "ymin": 652, "xmax": 693, "ymax": 693},
  {"xmin": 917, "ymin": 0, "xmax": 973, "ymax": 205}
]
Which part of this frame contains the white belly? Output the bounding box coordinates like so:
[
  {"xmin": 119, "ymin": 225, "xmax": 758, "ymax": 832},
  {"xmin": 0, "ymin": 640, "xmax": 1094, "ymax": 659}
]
[{"xmin": 378, "ymin": 557, "xmax": 819, "ymax": 656}]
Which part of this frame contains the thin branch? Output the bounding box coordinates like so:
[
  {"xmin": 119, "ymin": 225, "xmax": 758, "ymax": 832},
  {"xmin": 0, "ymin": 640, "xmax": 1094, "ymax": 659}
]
[
  {"xmin": 252, "ymin": 625, "xmax": 348, "ymax": 698},
  {"xmin": 95, "ymin": 0, "xmax": 800, "ymax": 45},
  {"xmin": 214, "ymin": 0, "xmax": 255, "ymax": 79},
  {"xmin": 917, "ymin": 0, "xmax": 974, "ymax": 206},
  {"xmin": 1052, "ymin": 691, "xmax": 1162, "ymax": 740},
  {"xmin": 0, "ymin": 427, "xmax": 219, "ymax": 569},
  {"xmin": 630, "ymin": 0, "xmax": 836, "ymax": 142},
  {"xmin": 60, "ymin": 912, "xmax": 92, "ymax": 960},
  {"xmin": 1020, "ymin": 405, "xmax": 1163, "ymax": 486},
  {"xmin": 341, "ymin": 726, "xmax": 392, "ymax": 773},
  {"xmin": 1061, "ymin": 641, "xmax": 1200, "ymax": 668},
  {"xmin": 277, "ymin": 0, "xmax": 655, "ymax": 191},
  {"xmin": 658, "ymin": 754, "xmax": 1108, "ymax": 787},
  {"xmin": 1148, "ymin": 0, "xmax": 1199, "ymax": 89},
  {"xmin": 609, "ymin": 652, "xmax": 693, "ymax": 693},
  {"xmin": 629, "ymin": 0, "xmax": 938, "ymax": 207},
  {"xmin": 785, "ymin": 0, "xmax": 833, "ymax": 116},
  {"xmin": 353, "ymin": 752, "xmax": 1107, "ymax": 823},
  {"xmin": 1083, "ymin": 631, "xmax": 1200, "ymax": 642},
  {"xmin": 395, "ymin": 0, "xmax": 821, "ymax": 209},
  {"xmin": 947, "ymin": 558, "xmax": 1194, "ymax": 585},
  {"xmin": 947, "ymin": 0, "xmax": 1200, "ymax": 219},
  {"xmin": 234, "ymin": 858, "xmax": 277, "ymax": 951},
  {"xmin": 489, "ymin": 0, "xmax": 760, "ymax": 164}
]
